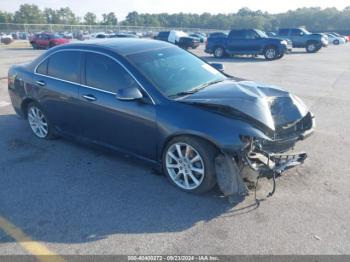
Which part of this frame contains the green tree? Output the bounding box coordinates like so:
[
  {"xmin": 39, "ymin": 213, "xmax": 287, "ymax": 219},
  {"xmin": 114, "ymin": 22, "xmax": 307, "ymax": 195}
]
[
  {"xmin": 102, "ymin": 12, "xmax": 118, "ymax": 25},
  {"xmin": 125, "ymin": 11, "xmax": 140, "ymax": 26},
  {"xmin": 84, "ymin": 12, "xmax": 97, "ymax": 25},
  {"xmin": 0, "ymin": 11, "xmax": 13, "ymax": 23},
  {"xmin": 14, "ymin": 4, "xmax": 45, "ymax": 24},
  {"xmin": 43, "ymin": 8, "xmax": 59, "ymax": 24},
  {"xmin": 56, "ymin": 7, "xmax": 78, "ymax": 24}
]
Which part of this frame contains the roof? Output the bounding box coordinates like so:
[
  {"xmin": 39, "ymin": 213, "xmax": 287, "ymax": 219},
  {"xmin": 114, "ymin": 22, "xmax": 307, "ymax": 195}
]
[{"xmin": 65, "ymin": 38, "xmax": 173, "ymax": 56}]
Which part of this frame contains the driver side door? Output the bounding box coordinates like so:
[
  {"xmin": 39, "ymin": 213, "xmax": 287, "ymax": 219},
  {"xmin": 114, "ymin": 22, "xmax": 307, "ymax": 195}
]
[{"xmin": 77, "ymin": 51, "xmax": 157, "ymax": 160}]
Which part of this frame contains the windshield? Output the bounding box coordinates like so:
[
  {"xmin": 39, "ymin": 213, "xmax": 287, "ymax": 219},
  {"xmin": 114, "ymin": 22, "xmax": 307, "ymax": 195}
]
[
  {"xmin": 256, "ymin": 30, "xmax": 268, "ymax": 38},
  {"xmin": 128, "ymin": 47, "xmax": 227, "ymax": 97}
]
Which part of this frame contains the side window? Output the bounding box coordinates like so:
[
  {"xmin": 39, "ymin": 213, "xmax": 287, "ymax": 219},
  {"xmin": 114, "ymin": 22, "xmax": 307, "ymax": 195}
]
[
  {"xmin": 85, "ymin": 52, "xmax": 139, "ymax": 93},
  {"xmin": 47, "ymin": 51, "xmax": 81, "ymax": 83},
  {"xmin": 245, "ymin": 30, "xmax": 259, "ymax": 39},
  {"xmin": 36, "ymin": 59, "xmax": 48, "ymax": 75},
  {"xmin": 229, "ymin": 30, "xmax": 244, "ymax": 39},
  {"xmin": 279, "ymin": 29, "xmax": 289, "ymax": 36},
  {"xmin": 291, "ymin": 29, "xmax": 302, "ymax": 36}
]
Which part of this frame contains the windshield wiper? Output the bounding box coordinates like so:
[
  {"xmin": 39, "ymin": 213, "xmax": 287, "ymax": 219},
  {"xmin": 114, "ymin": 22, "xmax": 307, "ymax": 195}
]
[{"xmin": 169, "ymin": 79, "xmax": 225, "ymax": 98}]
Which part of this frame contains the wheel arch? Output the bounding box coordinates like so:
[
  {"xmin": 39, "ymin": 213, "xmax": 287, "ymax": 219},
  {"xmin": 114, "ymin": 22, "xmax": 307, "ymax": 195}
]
[
  {"xmin": 21, "ymin": 98, "xmax": 38, "ymax": 119},
  {"xmin": 263, "ymin": 44, "xmax": 278, "ymax": 52},
  {"xmin": 159, "ymin": 132, "xmax": 224, "ymax": 163},
  {"xmin": 212, "ymin": 45, "xmax": 226, "ymax": 56}
]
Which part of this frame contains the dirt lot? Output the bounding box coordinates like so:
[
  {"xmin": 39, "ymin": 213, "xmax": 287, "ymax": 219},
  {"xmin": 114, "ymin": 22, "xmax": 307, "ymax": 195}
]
[{"xmin": 0, "ymin": 43, "xmax": 350, "ymax": 257}]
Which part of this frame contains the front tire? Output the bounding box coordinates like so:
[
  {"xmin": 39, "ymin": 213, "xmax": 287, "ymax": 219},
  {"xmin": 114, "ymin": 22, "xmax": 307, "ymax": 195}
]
[
  {"xmin": 333, "ymin": 39, "xmax": 340, "ymax": 45},
  {"xmin": 264, "ymin": 46, "xmax": 278, "ymax": 60},
  {"xmin": 213, "ymin": 46, "xmax": 225, "ymax": 58},
  {"xmin": 306, "ymin": 42, "xmax": 318, "ymax": 53},
  {"xmin": 162, "ymin": 136, "xmax": 217, "ymax": 194},
  {"xmin": 26, "ymin": 102, "xmax": 54, "ymax": 139}
]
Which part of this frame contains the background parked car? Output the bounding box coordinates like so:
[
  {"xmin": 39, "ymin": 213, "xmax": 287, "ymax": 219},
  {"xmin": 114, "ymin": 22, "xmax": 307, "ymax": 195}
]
[
  {"xmin": 0, "ymin": 33, "xmax": 13, "ymax": 45},
  {"xmin": 29, "ymin": 33, "xmax": 70, "ymax": 49},
  {"xmin": 328, "ymin": 32, "xmax": 348, "ymax": 43},
  {"xmin": 208, "ymin": 32, "xmax": 228, "ymax": 39},
  {"xmin": 92, "ymin": 32, "xmax": 110, "ymax": 39},
  {"xmin": 277, "ymin": 28, "xmax": 328, "ymax": 53},
  {"xmin": 326, "ymin": 33, "xmax": 346, "ymax": 45},
  {"xmin": 110, "ymin": 33, "xmax": 140, "ymax": 38},
  {"xmin": 205, "ymin": 29, "xmax": 290, "ymax": 60},
  {"xmin": 155, "ymin": 30, "xmax": 200, "ymax": 49},
  {"xmin": 189, "ymin": 33, "xmax": 207, "ymax": 43}
]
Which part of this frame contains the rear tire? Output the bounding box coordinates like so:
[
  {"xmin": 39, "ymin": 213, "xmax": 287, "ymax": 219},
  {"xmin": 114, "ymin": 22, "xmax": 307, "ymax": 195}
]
[
  {"xmin": 26, "ymin": 102, "xmax": 55, "ymax": 140},
  {"xmin": 333, "ymin": 39, "xmax": 340, "ymax": 45},
  {"xmin": 162, "ymin": 136, "xmax": 217, "ymax": 194},
  {"xmin": 213, "ymin": 46, "xmax": 225, "ymax": 58}
]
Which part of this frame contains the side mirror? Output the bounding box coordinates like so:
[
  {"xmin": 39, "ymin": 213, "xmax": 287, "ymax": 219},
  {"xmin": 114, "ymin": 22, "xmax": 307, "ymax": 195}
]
[
  {"xmin": 210, "ymin": 63, "xmax": 225, "ymax": 72},
  {"xmin": 116, "ymin": 86, "xmax": 143, "ymax": 101}
]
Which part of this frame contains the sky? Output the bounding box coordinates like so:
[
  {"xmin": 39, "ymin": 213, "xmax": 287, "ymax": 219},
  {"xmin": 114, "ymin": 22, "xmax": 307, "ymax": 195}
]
[{"xmin": 2, "ymin": 0, "xmax": 350, "ymax": 20}]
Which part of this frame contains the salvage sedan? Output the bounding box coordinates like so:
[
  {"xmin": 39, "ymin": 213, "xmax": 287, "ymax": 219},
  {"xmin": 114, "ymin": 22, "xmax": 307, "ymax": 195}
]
[{"xmin": 8, "ymin": 39, "xmax": 315, "ymax": 198}]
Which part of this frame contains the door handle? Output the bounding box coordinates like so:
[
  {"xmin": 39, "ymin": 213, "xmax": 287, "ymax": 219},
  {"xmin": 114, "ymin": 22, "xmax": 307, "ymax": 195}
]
[
  {"xmin": 36, "ymin": 80, "xmax": 46, "ymax": 86},
  {"xmin": 82, "ymin": 94, "xmax": 96, "ymax": 102}
]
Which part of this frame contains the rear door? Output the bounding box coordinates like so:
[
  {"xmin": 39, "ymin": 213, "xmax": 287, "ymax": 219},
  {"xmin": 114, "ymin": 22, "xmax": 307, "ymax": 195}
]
[
  {"xmin": 77, "ymin": 52, "xmax": 157, "ymax": 160},
  {"xmin": 34, "ymin": 50, "xmax": 82, "ymax": 135}
]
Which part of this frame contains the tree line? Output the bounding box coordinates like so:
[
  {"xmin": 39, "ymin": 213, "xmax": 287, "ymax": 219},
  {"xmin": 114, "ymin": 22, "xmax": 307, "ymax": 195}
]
[{"xmin": 1, "ymin": 4, "xmax": 350, "ymax": 32}]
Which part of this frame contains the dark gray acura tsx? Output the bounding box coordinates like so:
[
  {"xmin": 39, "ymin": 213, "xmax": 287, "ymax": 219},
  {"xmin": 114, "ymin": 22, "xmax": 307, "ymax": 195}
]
[{"xmin": 8, "ymin": 39, "xmax": 315, "ymax": 198}]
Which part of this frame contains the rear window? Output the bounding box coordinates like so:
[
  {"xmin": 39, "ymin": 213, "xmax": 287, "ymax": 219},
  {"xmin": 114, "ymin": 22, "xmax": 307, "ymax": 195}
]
[{"xmin": 47, "ymin": 51, "xmax": 81, "ymax": 83}]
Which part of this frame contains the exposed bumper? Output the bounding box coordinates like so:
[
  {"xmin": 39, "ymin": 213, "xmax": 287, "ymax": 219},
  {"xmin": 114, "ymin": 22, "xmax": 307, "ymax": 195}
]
[{"xmin": 245, "ymin": 149, "xmax": 307, "ymax": 177}]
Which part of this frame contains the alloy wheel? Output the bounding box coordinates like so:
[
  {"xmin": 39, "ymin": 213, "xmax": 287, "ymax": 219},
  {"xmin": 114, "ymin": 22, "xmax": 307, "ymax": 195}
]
[
  {"xmin": 266, "ymin": 48, "xmax": 276, "ymax": 59},
  {"xmin": 165, "ymin": 142, "xmax": 205, "ymax": 190},
  {"xmin": 28, "ymin": 106, "xmax": 49, "ymax": 138},
  {"xmin": 307, "ymin": 44, "xmax": 316, "ymax": 52},
  {"xmin": 214, "ymin": 47, "xmax": 223, "ymax": 58}
]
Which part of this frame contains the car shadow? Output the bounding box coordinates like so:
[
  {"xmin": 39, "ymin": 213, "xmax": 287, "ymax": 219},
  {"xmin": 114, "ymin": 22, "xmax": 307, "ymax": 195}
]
[{"xmin": 0, "ymin": 114, "xmax": 256, "ymax": 244}]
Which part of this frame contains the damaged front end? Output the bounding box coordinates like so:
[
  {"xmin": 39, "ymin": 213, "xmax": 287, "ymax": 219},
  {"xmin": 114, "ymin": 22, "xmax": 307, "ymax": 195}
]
[{"xmin": 215, "ymin": 112, "xmax": 315, "ymax": 202}]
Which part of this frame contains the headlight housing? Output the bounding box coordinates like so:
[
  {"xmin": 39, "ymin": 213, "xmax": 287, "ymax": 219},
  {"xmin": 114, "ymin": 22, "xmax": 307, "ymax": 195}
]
[{"xmin": 280, "ymin": 40, "xmax": 288, "ymax": 46}]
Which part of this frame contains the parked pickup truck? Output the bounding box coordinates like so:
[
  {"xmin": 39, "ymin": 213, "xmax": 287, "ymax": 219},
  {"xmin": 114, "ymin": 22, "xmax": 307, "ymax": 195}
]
[
  {"xmin": 155, "ymin": 30, "xmax": 200, "ymax": 49},
  {"xmin": 205, "ymin": 29, "xmax": 291, "ymax": 60},
  {"xmin": 277, "ymin": 28, "xmax": 328, "ymax": 53}
]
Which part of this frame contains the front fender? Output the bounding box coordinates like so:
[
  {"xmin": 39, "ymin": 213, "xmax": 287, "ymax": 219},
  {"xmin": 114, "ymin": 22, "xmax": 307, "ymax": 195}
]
[{"xmin": 155, "ymin": 102, "xmax": 271, "ymax": 161}]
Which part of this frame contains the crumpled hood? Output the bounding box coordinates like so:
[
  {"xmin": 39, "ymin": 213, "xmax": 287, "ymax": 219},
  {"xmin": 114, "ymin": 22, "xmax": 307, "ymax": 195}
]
[{"xmin": 181, "ymin": 80, "xmax": 309, "ymax": 131}]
